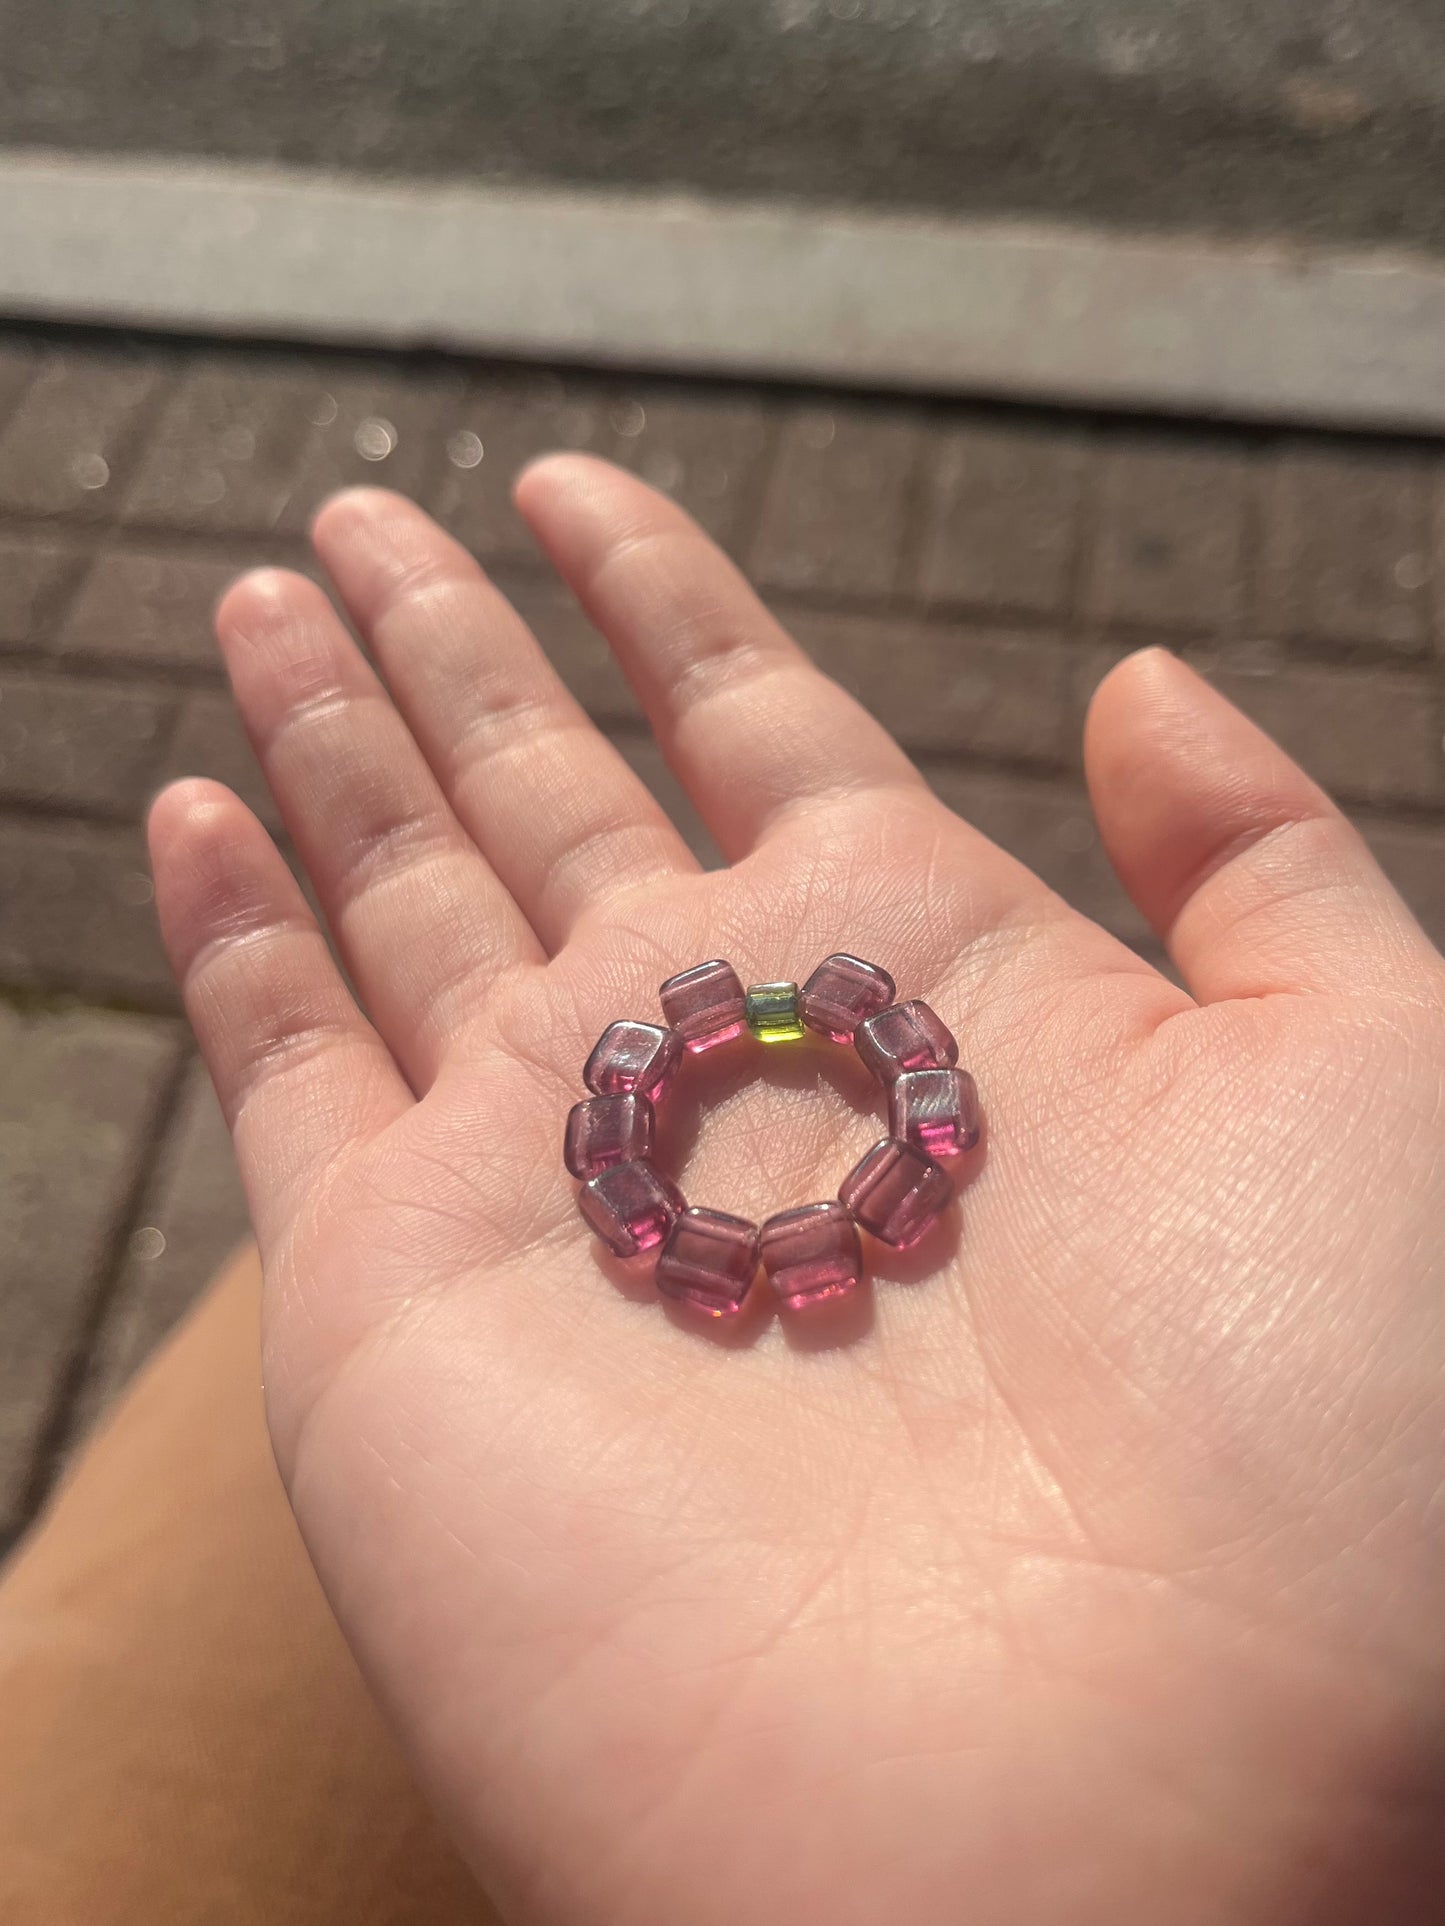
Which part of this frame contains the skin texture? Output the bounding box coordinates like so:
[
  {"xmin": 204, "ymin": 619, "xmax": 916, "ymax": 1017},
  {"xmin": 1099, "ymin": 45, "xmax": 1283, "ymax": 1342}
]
[{"xmin": 149, "ymin": 459, "xmax": 1445, "ymax": 1925}]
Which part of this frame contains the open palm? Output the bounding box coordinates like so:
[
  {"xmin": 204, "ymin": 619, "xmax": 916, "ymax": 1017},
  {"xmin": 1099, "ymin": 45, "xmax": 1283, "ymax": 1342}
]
[{"xmin": 150, "ymin": 459, "xmax": 1445, "ymax": 1925}]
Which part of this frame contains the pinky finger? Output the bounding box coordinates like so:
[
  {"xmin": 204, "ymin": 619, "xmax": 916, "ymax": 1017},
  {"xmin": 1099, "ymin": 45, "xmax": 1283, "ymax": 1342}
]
[{"xmin": 148, "ymin": 780, "xmax": 411, "ymax": 1251}]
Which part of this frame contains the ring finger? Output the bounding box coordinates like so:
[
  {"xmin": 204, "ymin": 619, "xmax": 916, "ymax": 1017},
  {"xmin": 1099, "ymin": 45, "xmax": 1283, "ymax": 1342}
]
[{"xmin": 215, "ymin": 567, "xmax": 541, "ymax": 1091}]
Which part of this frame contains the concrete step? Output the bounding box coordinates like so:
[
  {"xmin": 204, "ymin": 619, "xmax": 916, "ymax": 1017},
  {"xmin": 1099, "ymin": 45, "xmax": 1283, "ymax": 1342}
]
[
  {"xmin": 6, "ymin": 0, "xmax": 1445, "ymax": 255},
  {"xmin": 6, "ymin": 3, "xmax": 1445, "ymax": 429}
]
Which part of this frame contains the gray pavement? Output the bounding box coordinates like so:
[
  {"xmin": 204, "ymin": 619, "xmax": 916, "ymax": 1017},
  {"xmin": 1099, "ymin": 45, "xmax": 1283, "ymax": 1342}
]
[{"xmin": 5, "ymin": 0, "xmax": 1445, "ymax": 253}]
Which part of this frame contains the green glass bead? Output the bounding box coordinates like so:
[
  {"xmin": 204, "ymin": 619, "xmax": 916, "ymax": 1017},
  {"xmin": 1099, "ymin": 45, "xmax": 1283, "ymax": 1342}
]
[{"xmin": 745, "ymin": 980, "xmax": 805, "ymax": 1043}]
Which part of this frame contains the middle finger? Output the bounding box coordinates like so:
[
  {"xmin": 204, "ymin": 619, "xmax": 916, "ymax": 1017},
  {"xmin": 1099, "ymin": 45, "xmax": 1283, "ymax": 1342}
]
[{"xmin": 311, "ymin": 488, "xmax": 699, "ymax": 952}]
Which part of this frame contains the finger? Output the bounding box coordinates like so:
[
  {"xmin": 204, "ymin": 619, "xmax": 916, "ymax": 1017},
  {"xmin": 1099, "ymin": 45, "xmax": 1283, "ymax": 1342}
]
[
  {"xmin": 310, "ymin": 488, "xmax": 697, "ymax": 949},
  {"xmin": 148, "ymin": 780, "xmax": 409, "ymax": 1250},
  {"xmin": 1084, "ymin": 649, "xmax": 1442, "ymax": 1001},
  {"xmin": 513, "ymin": 455, "xmax": 928, "ymax": 859},
  {"xmin": 215, "ymin": 567, "xmax": 542, "ymax": 1089}
]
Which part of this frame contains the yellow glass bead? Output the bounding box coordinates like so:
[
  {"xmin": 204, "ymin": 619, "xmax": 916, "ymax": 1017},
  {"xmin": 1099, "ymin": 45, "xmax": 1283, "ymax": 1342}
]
[{"xmin": 745, "ymin": 981, "xmax": 805, "ymax": 1043}]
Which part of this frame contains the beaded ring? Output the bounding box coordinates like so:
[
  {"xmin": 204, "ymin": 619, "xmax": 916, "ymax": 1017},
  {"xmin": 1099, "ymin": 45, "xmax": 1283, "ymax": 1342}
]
[{"xmin": 564, "ymin": 956, "xmax": 979, "ymax": 1318}]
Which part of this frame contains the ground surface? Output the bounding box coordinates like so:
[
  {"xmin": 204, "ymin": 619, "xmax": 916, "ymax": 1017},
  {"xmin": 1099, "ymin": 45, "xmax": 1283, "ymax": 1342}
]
[
  {"xmin": 5, "ymin": 1, "xmax": 1445, "ymax": 252},
  {"xmin": 2, "ymin": 322, "xmax": 1444, "ymax": 1552}
]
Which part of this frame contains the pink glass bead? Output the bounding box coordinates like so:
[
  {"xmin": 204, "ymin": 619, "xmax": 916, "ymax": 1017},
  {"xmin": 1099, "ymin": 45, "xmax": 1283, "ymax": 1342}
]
[
  {"xmin": 655, "ymin": 1206, "xmax": 760, "ymax": 1317},
  {"xmin": 659, "ymin": 958, "xmax": 748, "ymax": 1053},
  {"xmin": 888, "ymin": 1068, "xmax": 979, "ymax": 1162},
  {"xmin": 578, "ymin": 1160, "xmax": 685, "ymax": 1257},
  {"xmin": 799, "ymin": 953, "xmax": 896, "ymax": 1043},
  {"xmin": 854, "ymin": 999, "xmax": 958, "ymax": 1083},
  {"xmin": 840, "ymin": 1138, "xmax": 953, "ymax": 1250},
  {"xmin": 584, "ymin": 1020, "xmax": 682, "ymax": 1101},
  {"xmin": 760, "ymin": 1201, "xmax": 862, "ymax": 1311},
  {"xmin": 564, "ymin": 1093, "xmax": 654, "ymax": 1180}
]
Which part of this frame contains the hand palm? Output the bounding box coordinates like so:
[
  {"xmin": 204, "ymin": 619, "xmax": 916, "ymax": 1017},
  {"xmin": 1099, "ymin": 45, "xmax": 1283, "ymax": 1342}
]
[{"xmin": 151, "ymin": 460, "xmax": 1445, "ymax": 1925}]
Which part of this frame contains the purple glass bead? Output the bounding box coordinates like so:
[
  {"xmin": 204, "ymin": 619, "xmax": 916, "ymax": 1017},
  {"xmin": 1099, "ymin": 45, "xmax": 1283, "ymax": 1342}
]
[
  {"xmin": 578, "ymin": 1160, "xmax": 686, "ymax": 1257},
  {"xmin": 655, "ymin": 1207, "xmax": 760, "ymax": 1317},
  {"xmin": 888, "ymin": 1068, "xmax": 979, "ymax": 1163},
  {"xmin": 583, "ymin": 1020, "xmax": 682, "ymax": 1102},
  {"xmin": 854, "ymin": 999, "xmax": 958, "ymax": 1083},
  {"xmin": 799, "ymin": 953, "xmax": 896, "ymax": 1043},
  {"xmin": 660, "ymin": 958, "xmax": 748, "ymax": 1054},
  {"xmin": 564, "ymin": 1093, "xmax": 655, "ymax": 1180},
  {"xmin": 760, "ymin": 1201, "xmax": 862, "ymax": 1312},
  {"xmin": 839, "ymin": 1138, "xmax": 953, "ymax": 1250}
]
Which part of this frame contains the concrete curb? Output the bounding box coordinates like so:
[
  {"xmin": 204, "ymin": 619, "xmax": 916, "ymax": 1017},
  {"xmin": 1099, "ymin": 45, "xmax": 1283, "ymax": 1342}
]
[{"xmin": 4, "ymin": 150, "xmax": 1445, "ymax": 433}]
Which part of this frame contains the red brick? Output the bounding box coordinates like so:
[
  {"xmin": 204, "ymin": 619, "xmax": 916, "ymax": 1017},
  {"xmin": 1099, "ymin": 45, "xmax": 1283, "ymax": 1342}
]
[
  {"xmin": 273, "ymin": 367, "xmax": 463, "ymax": 532},
  {"xmin": 0, "ymin": 818, "xmax": 174, "ymax": 1003},
  {"xmin": 785, "ymin": 608, "xmax": 1069, "ymax": 763},
  {"xmin": 55, "ymin": 545, "xmax": 246, "ymax": 672},
  {"xmin": 497, "ymin": 572, "xmax": 639, "ymax": 723},
  {"xmin": 1431, "ymin": 472, "xmax": 1445, "ymax": 658},
  {"xmin": 0, "ymin": 1007, "xmax": 182, "ymax": 1530},
  {"xmin": 608, "ymin": 728, "xmax": 720, "ymax": 869},
  {"xmin": 0, "ymin": 531, "xmax": 86, "ymax": 650},
  {"xmin": 924, "ymin": 762, "xmax": 1151, "ymax": 945},
  {"xmin": 157, "ymin": 689, "xmax": 280, "ymax": 833},
  {"xmin": 1195, "ymin": 646, "xmax": 1442, "ymax": 807},
  {"xmin": 0, "ymin": 350, "xmax": 162, "ymax": 519},
  {"xmin": 916, "ymin": 418, "xmax": 1084, "ymax": 618},
  {"xmin": 69, "ymin": 1058, "xmax": 251, "ymax": 1441},
  {"xmin": 600, "ymin": 385, "xmax": 774, "ymax": 554},
  {"xmin": 121, "ymin": 358, "xmax": 319, "ymax": 533},
  {"xmin": 430, "ymin": 371, "xmax": 615, "ymax": 562},
  {"xmin": 1087, "ymin": 437, "xmax": 1252, "ymax": 634},
  {"xmin": 750, "ymin": 402, "xmax": 922, "ymax": 600},
  {"xmin": 1360, "ymin": 819, "xmax": 1445, "ymax": 956},
  {"xmin": 0, "ymin": 672, "xmax": 174, "ymax": 814},
  {"xmin": 1259, "ymin": 444, "xmax": 1431, "ymax": 653},
  {"xmin": 0, "ymin": 341, "xmax": 36, "ymax": 429}
]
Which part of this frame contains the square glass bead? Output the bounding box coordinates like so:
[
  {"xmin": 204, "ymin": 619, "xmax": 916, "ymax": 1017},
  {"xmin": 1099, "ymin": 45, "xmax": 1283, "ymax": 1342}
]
[
  {"xmin": 854, "ymin": 999, "xmax": 958, "ymax": 1083},
  {"xmin": 745, "ymin": 981, "xmax": 805, "ymax": 1044},
  {"xmin": 799, "ymin": 953, "xmax": 896, "ymax": 1043},
  {"xmin": 839, "ymin": 1138, "xmax": 953, "ymax": 1250},
  {"xmin": 888, "ymin": 1068, "xmax": 979, "ymax": 1163},
  {"xmin": 660, "ymin": 958, "xmax": 748, "ymax": 1054},
  {"xmin": 578, "ymin": 1159, "xmax": 686, "ymax": 1257},
  {"xmin": 583, "ymin": 1019, "xmax": 683, "ymax": 1101},
  {"xmin": 655, "ymin": 1206, "xmax": 761, "ymax": 1317},
  {"xmin": 564, "ymin": 1093, "xmax": 655, "ymax": 1180},
  {"xmin": 760, "ymin": 1201, "xmax": 863, "ymax": 1311}
]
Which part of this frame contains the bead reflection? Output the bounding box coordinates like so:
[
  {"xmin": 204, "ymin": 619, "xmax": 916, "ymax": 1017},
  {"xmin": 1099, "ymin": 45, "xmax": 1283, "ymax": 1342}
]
[
  {"xmin": 354, "ymin": 417, "xmax": 398, "ymax": 461},
  {"xmin": 447, "ymin": 428, "xmax": 484, "ymax": 469}
]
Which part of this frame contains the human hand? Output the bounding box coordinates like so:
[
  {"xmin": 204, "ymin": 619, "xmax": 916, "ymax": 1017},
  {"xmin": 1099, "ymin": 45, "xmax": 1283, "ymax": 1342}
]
[{"xmin": 149, "ymin": 460, "xmax": 1445, "ymax": 1924}]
